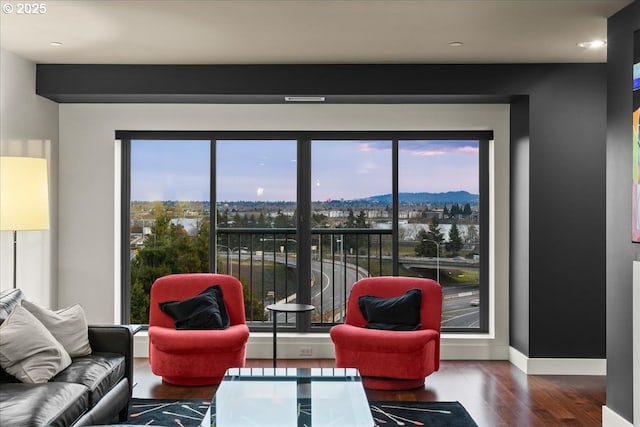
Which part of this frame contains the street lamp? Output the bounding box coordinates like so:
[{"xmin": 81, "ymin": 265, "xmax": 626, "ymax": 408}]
[{"xmin": 422, "ymin": 239, "xmax": 440, "ymax": 284}]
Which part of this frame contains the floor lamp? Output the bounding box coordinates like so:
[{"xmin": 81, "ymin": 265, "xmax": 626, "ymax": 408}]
[{"xmin": 0, "ymin": 157, "xmax": 50, "ymax": 289}]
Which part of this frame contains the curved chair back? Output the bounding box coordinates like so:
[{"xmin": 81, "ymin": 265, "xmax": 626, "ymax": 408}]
[
  {"xmin": 344, "ymin": 276, "xmax": 442, "ymax": 333},
  {"xmin": 149, "ymin": 273, "xmax": 246, "ymax": 328}
]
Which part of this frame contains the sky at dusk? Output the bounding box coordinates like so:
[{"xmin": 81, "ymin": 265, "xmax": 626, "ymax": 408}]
[{"xmin": 131, "ymin": 139, "xmax": 479, "ymax": 202}]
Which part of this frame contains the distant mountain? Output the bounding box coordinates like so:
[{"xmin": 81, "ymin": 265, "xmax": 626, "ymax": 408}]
[{"xmin": 360, "ymin": 191, "xmax": 479, "ymax": 205}]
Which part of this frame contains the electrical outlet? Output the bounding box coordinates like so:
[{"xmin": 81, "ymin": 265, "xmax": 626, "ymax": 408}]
[{"xmin": 300, "ymin": 347, "xmax": 313, "ymax": 357}]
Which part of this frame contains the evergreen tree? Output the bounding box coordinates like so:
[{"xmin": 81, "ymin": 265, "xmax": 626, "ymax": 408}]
[
  {"xmin": 414, "ymin": 217, "xmax": 444, "ymax": 257},
  {"xmin": 312, "ymin": 213, "xmax": 328, "ymax": 227},
  {"xmin": 130, "ymin": 280, "xmax": 149, "ymax": 324},
  {"xmin": 129, "ymin": 207, "xmax": 268, "ymax": 324},
  {"xmin": 356, "ymin": 210, "xmax": 368, "ymax": 228},
  {"xmin": 274, "ymin": 209, "xmax": 289, "ymax": 228},
  {"xmin": 129, "ymin": 212, "xmax": 204, "ymax": 323},
  {"xmin": 414, "ymin": 229, "xmax": 433, "ymax": 257},
  {"xmin": 427, "ymin": 216, "xmax": 445, "ymax": 243},
  {"xmin": 257, "ymin": 211, "xmax": 268, "ymax": 227},
  {"xmin": 446, "ymin": 222, "xmax": 464, "ymax": 255},
  {"xmin": 232, "ymin": 212, "xmax": 243, "ymax": 227},
  {"xmin": 194, "ymin": 218, "xmax": 210, "ymax": 269},
  {"xmin": 346, "ymin": 209, "xmax": 357, "ymax": 228},
  {"xmin": 463, "ymin": 203, "xmax": 472, "ymax": 216}
]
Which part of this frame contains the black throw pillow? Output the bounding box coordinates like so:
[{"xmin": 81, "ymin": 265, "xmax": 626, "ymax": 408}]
[
  {"xmin": 358, "ymin": 288, "xmax": 422, "ymax": 331},
  {"xmin": 159, "ymin": 285, "xmax": 230, "ymax": 330}
]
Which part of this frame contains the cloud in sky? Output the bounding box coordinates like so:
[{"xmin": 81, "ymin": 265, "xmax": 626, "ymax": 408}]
[
  {"xmin": 131, "ymin": 139, "xmax": 479, "ymax": 201},
  {"xmin": 362, "ymin": 140, "xmax": 479, "ymax": 156}
]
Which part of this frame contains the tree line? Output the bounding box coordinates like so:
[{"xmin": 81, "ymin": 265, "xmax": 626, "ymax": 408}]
[
  {"xmin": 129, "ymin": 211, "xmax": 265, "ymax": 324},
  {"xmin": 414, "ymin": 217, "xmax": 478, "ymax": 257}
]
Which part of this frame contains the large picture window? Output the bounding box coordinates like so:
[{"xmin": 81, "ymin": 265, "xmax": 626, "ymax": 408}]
[{"xmin": 120, "ymin": 131, "xmax": 489, "ymax": 333}]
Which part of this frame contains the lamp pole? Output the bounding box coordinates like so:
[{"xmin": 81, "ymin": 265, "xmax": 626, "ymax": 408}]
[
  {"xmin": 12, "ymin": 231, "xmax": 17, "ymax": 289},
  {"xmin": 422, "ymin": 239, "xmax": 440, "ymax": 283}
]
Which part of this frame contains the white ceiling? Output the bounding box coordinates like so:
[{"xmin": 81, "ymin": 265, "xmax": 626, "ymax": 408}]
[{"xmin": 0, "ymin": 0, "xmax": 632, "ymax": 65}]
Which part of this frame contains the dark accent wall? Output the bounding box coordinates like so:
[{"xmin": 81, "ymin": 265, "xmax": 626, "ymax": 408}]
[
  {"xmin": 510, "ymin": 95, "xmax": 530, "ymax": 355},
  {"xmin": 607, "ymin": 0, "xmax": 640, "ymax": 422},
  {"xmin": 528, "ymin": 65, "xmax": 607, "ymax": 357},
  {"xmin": 37, "ymin": 62, "xmax": 607, "ymax": 359}
]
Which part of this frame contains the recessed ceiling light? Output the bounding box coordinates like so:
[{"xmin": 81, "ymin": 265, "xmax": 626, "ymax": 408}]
[
  {"xmin": 49, "ymin": 42, "xmax": 63, "ymax": 47},
  {"xmin": 284, "ymin": 96, "xmax": 325, "ymax": 102},
  {"xmin": 449, "ymin": 41, "xmax": 463, "ymax": 47},
  {"xmin": 577, "ymin": 40, "xmax": 606, "ymax": 49}
]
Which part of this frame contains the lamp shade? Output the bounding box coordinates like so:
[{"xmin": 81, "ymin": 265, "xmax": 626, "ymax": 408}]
[{"xmin": 0, "ymin": 157, "xmax": 50, "ymax": 231}]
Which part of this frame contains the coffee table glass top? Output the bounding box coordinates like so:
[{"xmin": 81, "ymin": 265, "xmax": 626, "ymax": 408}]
[{"xmin": 200, "ymin": 368, "xmax": 374, "ymax": 427}]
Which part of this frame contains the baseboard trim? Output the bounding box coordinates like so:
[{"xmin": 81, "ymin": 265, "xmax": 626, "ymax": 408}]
[
  {"xmin": 246, "ymin": 332, "xmax": 336, "ymax": 359},
  {"xmin": 133, "ymin": 332, "xmax": 149, "ymax": 358},
  {"xmin": 134, "ymin": 332, "xmax": 512, "ymax": 360},
  {"xmin": 602, "ymin": 405, "xmax": 633, "ymax": 427},
  {"xmin": 137, "ymin": 335, "xmax": 606, "ymax": 375},
  {"xmin": 509, "ymin": 347, "xmax": 606, "ymax": 375}
]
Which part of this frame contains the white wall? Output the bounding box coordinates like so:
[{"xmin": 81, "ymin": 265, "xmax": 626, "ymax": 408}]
[
  {"xmin": 59, "ymin": 103, "xmax": 510, "ymax": 358},
  {"xmin": 0, "ymin": 49, "xmax": 59, "ymax": 306}
]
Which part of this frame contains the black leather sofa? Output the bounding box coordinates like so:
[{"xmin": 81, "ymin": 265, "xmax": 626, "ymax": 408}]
[{"xmin": 0, "ymin": 288, "xmax": 133, "ymax": 426}]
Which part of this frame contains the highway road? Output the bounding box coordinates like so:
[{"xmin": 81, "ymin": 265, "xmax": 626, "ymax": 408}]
[
  {"xmin": 309, "ymin": 258, "xmax": 365, "ymax": 323},
  {"xmin": 229, "ymin": 252, "xmax": 480, "ymax": 328},
  {"xmin": 441, "ymin": 287, "xmax": 480, "ymax": 328}
]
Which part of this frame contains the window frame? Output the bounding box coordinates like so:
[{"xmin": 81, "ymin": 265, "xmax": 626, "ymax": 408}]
[{"xmin": 119, "ymin": 130, "xmax": 491, "ymax": 333}]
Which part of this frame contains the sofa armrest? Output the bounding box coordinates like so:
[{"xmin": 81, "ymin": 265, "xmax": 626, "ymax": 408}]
[{"xmin": 88, "ymin": 325, "xmax": 133, "ymax": 396}]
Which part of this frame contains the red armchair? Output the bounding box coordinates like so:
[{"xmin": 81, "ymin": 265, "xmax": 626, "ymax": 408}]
[
  {"xmin": 329, "ymin": 276, "xmax": 442, "ymax": 390},
  {"xmin": 148, "ymin": 273, "xmax": 250, "ymax": 386}
]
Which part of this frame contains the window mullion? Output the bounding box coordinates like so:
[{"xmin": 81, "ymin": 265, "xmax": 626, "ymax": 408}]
[
  {"xmin": 297, "ymin": 137, "xmax": 312, "ymax": 332},
  {"xmin": 210, "ymin": 139, "xmax": 217, "ymax": 272},
  {"xmin": 120, "ymin": 139, "xmax": 131, "ymax": 324},
  {"xmin": 392, "ymin": 139, "xmax": 399, "ymax": 276}
]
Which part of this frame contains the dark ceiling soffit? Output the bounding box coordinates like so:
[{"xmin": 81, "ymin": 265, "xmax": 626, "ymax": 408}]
[{"xmin": 34, "ymin": 63, "xmax": 545, "ymax": 104}]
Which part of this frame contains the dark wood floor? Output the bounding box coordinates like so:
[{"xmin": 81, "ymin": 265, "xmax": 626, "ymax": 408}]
[{"xmin": 133, "ymin": 358, "xmax": 606, "ymax": 427}]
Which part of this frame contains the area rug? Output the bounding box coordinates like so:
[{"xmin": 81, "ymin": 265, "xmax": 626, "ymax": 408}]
[
  {"xmin": 368, "ymin": 401, "xmax": 478, "ymax": 427},
  {"xmin": 126, "ymin": 398, "xmax": 478, "ymax": 426},
  {"xmin": 127, "ymin": 398, "xmax": 210, "ymax": 426}
]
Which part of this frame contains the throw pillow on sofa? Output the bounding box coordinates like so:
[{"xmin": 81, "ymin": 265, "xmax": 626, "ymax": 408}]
[
  {"xmin": 0, "ymin": 304, "xmax": 72, "ymax": 383},
  {"xmin": 159, "ymin": 285, "xmax": 230, "ymax": 330},
  {"xmin": 21, "ymin": 299, "xmax": 92, "ymax": 357},
  {"xmin": 358, "ymin": 288, "xmax": 422, "ymax": 331}
]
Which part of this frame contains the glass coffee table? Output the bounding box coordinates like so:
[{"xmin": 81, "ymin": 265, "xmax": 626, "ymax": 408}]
[{"xmin": 199, "ymin": 367, "xmax": 375, "ymax": 426}]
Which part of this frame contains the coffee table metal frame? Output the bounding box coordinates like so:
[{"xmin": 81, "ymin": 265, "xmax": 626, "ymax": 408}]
[{"xmin": 200, "ymin": 367, "xmax": 374, "ymax": 427}]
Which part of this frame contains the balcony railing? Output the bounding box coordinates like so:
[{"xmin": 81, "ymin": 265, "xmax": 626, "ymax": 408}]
[{"xmin": 215, "ymin": 228, "xmax": 392, "ymax": 330}]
